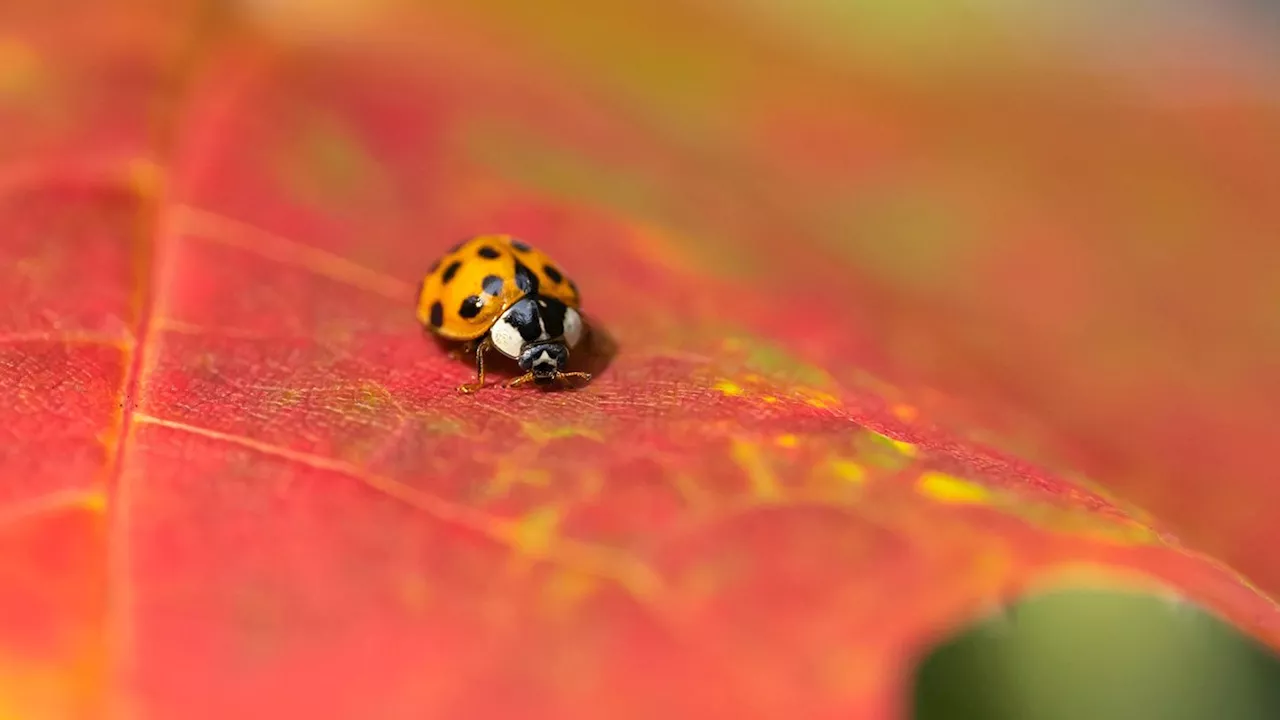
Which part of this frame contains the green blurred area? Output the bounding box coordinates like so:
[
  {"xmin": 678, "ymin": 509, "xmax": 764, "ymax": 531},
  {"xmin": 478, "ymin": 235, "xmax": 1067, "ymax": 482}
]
[{"xmin": 913, "ymin": 589, "xmax": 1280, "ymax": 720}]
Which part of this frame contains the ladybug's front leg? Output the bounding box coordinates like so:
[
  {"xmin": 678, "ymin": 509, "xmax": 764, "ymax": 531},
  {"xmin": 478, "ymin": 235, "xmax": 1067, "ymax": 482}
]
[{"xmin": 457, "ymin": 337, "xmax": 492, "ymax": 394}]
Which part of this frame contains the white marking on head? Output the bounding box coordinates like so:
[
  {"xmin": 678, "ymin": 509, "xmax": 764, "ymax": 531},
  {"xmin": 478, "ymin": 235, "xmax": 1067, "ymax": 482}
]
[
  {"xmin": 490, "ymin": 307, "xmax": 525, "ymax": 359},
  {"xmin": 531, "ymin": 349, "xmax": 558, "ymax": 374},
  {"xmin": 562, "ymin": 307, "xmax": 584, "ymax": 349}
]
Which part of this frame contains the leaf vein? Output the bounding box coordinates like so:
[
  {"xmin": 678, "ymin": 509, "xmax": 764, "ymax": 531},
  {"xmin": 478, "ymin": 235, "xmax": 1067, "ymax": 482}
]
[
  {"xmin": 170, "ymin": 205, "xmax": 415, "ymax": 301},
  {"xmin": 133, "ymin": 413, "xmax": 665, "ymax": 601}
]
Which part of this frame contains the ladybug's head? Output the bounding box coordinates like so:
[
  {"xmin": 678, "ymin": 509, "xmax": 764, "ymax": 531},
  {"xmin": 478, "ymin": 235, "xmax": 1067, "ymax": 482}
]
[{"xmin": 517, "ymin": 341, "xmax": 569, "ymax": 385}]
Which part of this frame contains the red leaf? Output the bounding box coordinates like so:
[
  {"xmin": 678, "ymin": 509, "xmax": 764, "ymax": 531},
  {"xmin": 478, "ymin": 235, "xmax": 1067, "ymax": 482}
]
[{"xmin": 3, "ymin": 3, "xmax": 1280, "ymax": 718}]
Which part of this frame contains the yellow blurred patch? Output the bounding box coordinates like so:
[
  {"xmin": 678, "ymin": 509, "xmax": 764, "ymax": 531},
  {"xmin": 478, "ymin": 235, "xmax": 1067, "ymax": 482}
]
[
  {"xmin": 887, "ymin": 438, "xmax": 917, "ymax": 457},
  {"xmin": 713, "ymin": 379, "xmax": 745, "ymax": 396},
  {"xmin": 521, "ymin": 422, "xmax": 603, "ymax": 444},
  {"xmin": 730, "ymin": 438, "xmax": 782, "ymax": 500},
  {"xmin": 917, "ymin": 472, "xmax": 991, "ymax": 504},
  {"xmin": 865, "ymin": 429, "xmax": 917, "ymax": 457},
  {"xmin": 124, "ymin": 158, "xmax": 166, "ymax": 201},
  {"xmin": 796, "ymin": 387, "xmax": 840, "ymax": 409},
  {"xmin": 482, "ymin": 462, "xmax": 550, "ymax": 499},
  {"xmin": 0, "ymin": 40, "xmax": 42, "ymax": 99},
  {"xmin": 78, "ymin": 492, "xmax": 107, "ymax": 515},
  {"xmin": 830, "ymin": 459, "xmax": 866, "ymax": 484},
  {"xmin": 891, "ymin": 403, "xmax": 918, "ymax": 421},
  {"xmin": 509, "ymin": 506, "xmax": 562, "ymax": 556},
  {"xmin": 0, "ymin": 657, "xmax": 100, "ymax": 720}
]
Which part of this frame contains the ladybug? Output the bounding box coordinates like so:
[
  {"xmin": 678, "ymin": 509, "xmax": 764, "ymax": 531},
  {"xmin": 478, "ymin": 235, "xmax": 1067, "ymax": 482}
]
[{"xmin": 416, "ymin": 233, "xmax": 591, "ymax": 393}]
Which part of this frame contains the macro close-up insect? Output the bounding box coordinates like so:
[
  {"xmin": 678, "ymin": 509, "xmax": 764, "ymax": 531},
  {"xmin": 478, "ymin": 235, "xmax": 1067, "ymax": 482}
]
[{"xmin": 416, "ymin": 234, "xmax": 591, "ymax": 393}]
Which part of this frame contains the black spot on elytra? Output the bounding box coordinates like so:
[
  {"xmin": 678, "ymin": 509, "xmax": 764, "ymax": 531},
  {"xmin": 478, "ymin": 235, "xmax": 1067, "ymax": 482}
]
[
  {"xmin": 481, "ymin": 274, "xmax": 504, "ymax": 296},
  {"xmin": 543, "ymin": 264, "xmax": 563, "ymax": 284},
  {"xmin": 458, "ymin": 295, "xmax": 484, "ymax": 319},
  {"xmin": 504, "ymin": 297, "xmax": 544, "ymax": 342},
  {"xmin": 441, "ymin": 260, "xmax": 462, "ymax": 284},
  {"xmin": 513, "ymin": 259, "xmax": 540, "ymax": 294},
  {"xmin": 477, "ymin": 246, "xmax": 501, "ymax": 259},
  {"xmin": 511, "ymin": 238, "xmax": 532, "ymax": 252},
  {"xmin": 428, "ymin": 301, "xmax": 444, "ymax": 328}
]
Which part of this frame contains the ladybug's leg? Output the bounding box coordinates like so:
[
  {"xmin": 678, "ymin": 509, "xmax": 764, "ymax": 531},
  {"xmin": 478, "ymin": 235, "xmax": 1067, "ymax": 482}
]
[
  {"xmin": 504, "ymin": 372, "xmax": 536, "ymax": 389},
  {"xmin": 457, "ymin": 337, "xmax": 492, "ymax": 394},
  {"xmin": 556, "ymin": 372, "xmax": 593, "ymax": 387}
]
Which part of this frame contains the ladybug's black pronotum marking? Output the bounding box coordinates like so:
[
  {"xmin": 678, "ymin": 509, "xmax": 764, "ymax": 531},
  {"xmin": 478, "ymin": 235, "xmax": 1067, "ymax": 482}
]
[
  {"xmin": 503, "ymin": 297, "xmax": 544, "ymax": 343},
  {"xmin": 477, "ymin": 246, "xmax": 501, "ymax": 259},
  {"xmin": 538, "ymin": 297, "xmax": 566, "ymax": 337}
]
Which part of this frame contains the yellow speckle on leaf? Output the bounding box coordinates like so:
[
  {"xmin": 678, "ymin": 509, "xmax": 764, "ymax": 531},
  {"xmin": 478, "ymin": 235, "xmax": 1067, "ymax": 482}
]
[
  {"xmin": 855, "ymin": 430, "xmax": 919, "ymax": 471},
  {"xmin": 510, "ymin": 506, "xmax": 562, "ymax": 556},
  {"xmin": 521, "ymin": 422, "xmax": 603, "ymax": 444},
  {"xmin": 831, "ymin": 460, "xmax": 866, "ymax": 484},
  {"xmin": 730, "ymin": 438, "xmax": 782, "ymax": 500},
  {"xmin": 868, "ymin": 430, "xmax": 917, "ymax": 457},
  {"xmin": 482, "ymin": 464, "xmax": 550, "ymax": 499},
  {"xmin": 891, "ymin": 403, "xmax": 918, "ymax": 421},
  {"xmin": 796, "ymin": 387, "xmax": 840, "ymax": 409},
  {"xmin": 775, "ymin": 433, "xmax": 798, "ymax": 448},
  {"xmin": 888, "ymin": 438, "xmax": 917, "ymax": 457},
  {"xmin": 714, "ymin": 379, "xmax": 745, "ymax": 396},
  {"xmin": 762, "ymin": 395, "xmax": 779, "ymax": 404},
  {"xmin": 917, "ymin": 472, "xmax": 991, "ymax": 504}
]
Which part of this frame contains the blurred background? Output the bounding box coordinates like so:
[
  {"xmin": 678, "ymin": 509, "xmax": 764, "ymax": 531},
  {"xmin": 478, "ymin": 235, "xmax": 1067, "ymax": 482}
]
[
  {"xmin": 914, "ymin": 587, "xmax": 1280, "ymax": 720},
  {"xmin": 238, "ymin": 2, "xmax": 1280, "ymax": 715},
  {"xmin": 6, "ymin": 0, "xmax": 1280, "ymax": 717},
  {"xmin": 230, "ymin": 0, "xmax": 1280, "ymax": 580}
]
